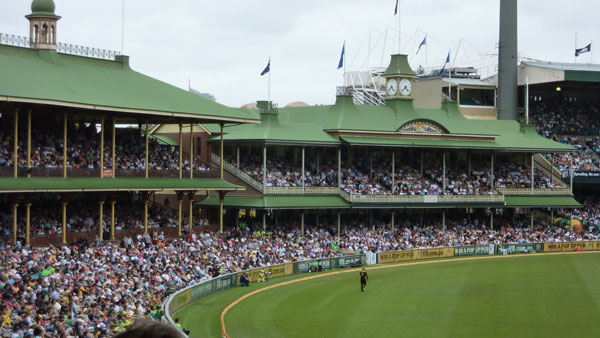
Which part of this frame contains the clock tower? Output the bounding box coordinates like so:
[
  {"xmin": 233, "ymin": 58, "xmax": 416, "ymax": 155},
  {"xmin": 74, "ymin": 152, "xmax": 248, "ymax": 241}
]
[{"xmin": 382, "ymin": 54, "xmax": 416, "ymax": 101}]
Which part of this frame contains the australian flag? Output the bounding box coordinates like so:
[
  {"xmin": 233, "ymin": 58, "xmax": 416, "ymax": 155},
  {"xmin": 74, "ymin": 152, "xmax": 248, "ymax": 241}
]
[
  {"xmin": 575, "ymin": 43, "xmax": 591, "ymax": 57},
  {"xmin": 260, "ymin": 59, "xmax": 270, "ymax": 76}
]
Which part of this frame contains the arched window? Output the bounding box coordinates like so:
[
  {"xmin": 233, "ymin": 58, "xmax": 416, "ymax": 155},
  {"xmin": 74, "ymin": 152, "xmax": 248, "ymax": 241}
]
[
  {"xmin": 33, "ymin": 24, "xmax": 39, "ymax": 43},
  {"xmin": 42, "ymin": 24, "xmax": 48, "ymax": 43},
  {"xmin": 50, "ymin": 25, "xmax": 55, "ymax": 44}
]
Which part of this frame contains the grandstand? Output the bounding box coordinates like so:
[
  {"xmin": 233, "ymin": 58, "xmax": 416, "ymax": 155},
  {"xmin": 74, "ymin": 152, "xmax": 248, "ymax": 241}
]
[
  {"xmin": 1, "ymin": 1, "xmax": 600, "ymax": 338},
  {"xmin": 0, "ymin": 0, "xmax": 258, "ymax": 246}
]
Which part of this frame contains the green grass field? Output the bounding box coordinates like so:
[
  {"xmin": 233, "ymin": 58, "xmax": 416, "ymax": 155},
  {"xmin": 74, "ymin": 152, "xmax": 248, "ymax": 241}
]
[{"xmin": 176, "ymin": 253, "xmax": 600, "ymax": 338}]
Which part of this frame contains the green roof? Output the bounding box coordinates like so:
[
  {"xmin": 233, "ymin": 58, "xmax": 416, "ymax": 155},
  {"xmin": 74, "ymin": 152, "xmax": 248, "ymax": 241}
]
[
  {"xmin": 0, "ymin": 44, "xmax": 259, "ymax": 124},
  {"xmin": 197, "ymin": 196, "xmax": 350, "ymax": 209},
  {"xmin": 0, "ymin": 178, "xmax": 243, "ymax": 193},
  {"xmin": 382, "ymin": 54, "xmax": 416, "ymax": 77},
  {"xmin": 504, "ymin": 196, "xmax": 581, "ymax": 208},
  {"xmin": 151, "ymin": 135, "xmax": 178, "ymax": 146},
  {"xmin": 212, "ymin": 94, "xmax": 572, "ymax": 153},
  {"xmin": 210, "ymin": 111, "xmax": 340, "ymax": 146}
]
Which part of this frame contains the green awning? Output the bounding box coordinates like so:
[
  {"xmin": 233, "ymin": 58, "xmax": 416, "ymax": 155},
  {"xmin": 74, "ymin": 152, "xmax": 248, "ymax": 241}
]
[
  {"xmin": 151, "ymin": 135, "xmax": 178, "ymax": 146},
  {"xmin": 197, "ymin": 196, "xmax": 350, "ymax": 209},
  {"xmin": 341, "ymin": 133, "xmax": 574, "ymax": 153},
  {"xmin": 0, "ymin": 178, "xmax": 243, "ymax": 193},
  {"xmin": 504, "ymin": 196, "xmax": 581, "ymax": 208}
]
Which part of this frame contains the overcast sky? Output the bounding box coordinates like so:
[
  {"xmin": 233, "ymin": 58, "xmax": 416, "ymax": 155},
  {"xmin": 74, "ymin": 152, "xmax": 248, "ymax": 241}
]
[{"xmin": 1, "ymin": 0, "xmax": 596, "ymax": 107}]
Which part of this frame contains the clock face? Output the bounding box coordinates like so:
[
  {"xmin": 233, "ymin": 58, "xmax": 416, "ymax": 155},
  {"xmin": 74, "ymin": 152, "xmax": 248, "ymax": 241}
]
[
  {"xmin": 399, "ymin": 79, "xmax": 412, "ymax": 96},
  {"xmin": 386, "ymin": 79, "xmax": 398, "ymax": 96}
]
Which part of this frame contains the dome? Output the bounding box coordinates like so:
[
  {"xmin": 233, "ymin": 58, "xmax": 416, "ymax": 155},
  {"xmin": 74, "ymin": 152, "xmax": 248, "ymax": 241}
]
[{"xmin": 31, "ymin": 0, "xmax": 56, "ymax": 15}]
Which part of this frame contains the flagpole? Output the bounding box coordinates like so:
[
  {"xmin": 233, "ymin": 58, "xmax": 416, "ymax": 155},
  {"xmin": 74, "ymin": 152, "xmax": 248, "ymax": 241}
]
[
  {"xmin": 121, "ymin": 0, "xmax": 125, "ymax": 55},
  {"xmin": 525, "ymin": 75, "xmax": 529, "ymax": 124},
  {"xmin": 591, "ymin": 40, "xmax": 594, "ymax": 64},
  {"xmin": 398, "ymin": 0, "xmax": 401, "ymax": 53},
  {"xmin": 425, "ymin": 34, "xmax": 428, "ymax": 70},
  {"xmin": 575, "ymin": 32, "xmax": 577, "ymax": 63},
  {"xmin": 268, "ymin": 57, "xmax": 271, "ymax": 103},
  {"xmin": 448, "ymin": 51, "xmax": 451, "ymax": 101},
  {"xmin": 344, "ymin": 40, "xmax": 346, "ymax": 84}
]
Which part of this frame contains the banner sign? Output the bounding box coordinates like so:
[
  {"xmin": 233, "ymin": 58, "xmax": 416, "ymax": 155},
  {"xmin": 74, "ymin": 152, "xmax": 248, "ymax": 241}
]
[
  {"xmin": 454, "ymin": 245, "xmax": 490, "ymax": 256},
  {"xmin": 545, "ymin": 241, "xmax": 597, "ymax": 252},
  {"xmin": 378, "ymin": 250, "xmax": 416, "ymax": 264},
  {"xmin": 497, "ymin": 243, "xmax": 542, "ymax": 254},
  {"xmin": 365, "ymin": 252, "xmax": 377, "ymax": 265},
  {"xmin": 417, "ymin": 247, "xmax": 454, "ymax": 260},
  {"xmin": 573, "ymin": 171, "xmax": 600, "ymax": 178}
]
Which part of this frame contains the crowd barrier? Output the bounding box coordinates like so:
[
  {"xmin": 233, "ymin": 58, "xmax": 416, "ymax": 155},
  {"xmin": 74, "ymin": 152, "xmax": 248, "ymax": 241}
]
[{"xmin": 163, "ymin": 241, "xmax": 600, "ymax": 335}]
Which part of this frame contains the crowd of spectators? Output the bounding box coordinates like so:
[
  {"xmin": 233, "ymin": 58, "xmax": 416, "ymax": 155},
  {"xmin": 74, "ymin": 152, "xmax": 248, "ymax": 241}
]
[
  {"xmin": 0, "ymin": 210, "xmax": 598, "ymax": 336},
  {"xmin": 0, "ymin": 123, "xmax": 208, "ymax": 173}
]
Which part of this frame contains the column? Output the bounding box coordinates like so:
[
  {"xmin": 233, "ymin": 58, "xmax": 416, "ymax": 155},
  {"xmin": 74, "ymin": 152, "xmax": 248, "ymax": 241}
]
[
  {"xmin": 392, "ymin": 151, "xmax": 395, "ymax": 194},
  {"xmin": 63, "ymin": 113, "xmax": 67, "ymax": 178},
  {"xmin": 98, "ymin": 201, "xmax": 104, "ymax": 240},
  {"xmin": 177, "ymin": 192, "xmax": 183, "ymax": 236},
  {"xmin": 220, "ymin": 123, "xmax": 224, "ymax": 179},
  {"xmin": 420, "ymin": 149, "xmax": 424, "ymax": 176},
  {"xmin": 467, "ymin": 150, "xmax": 471, "ymax": 174},
  {"xmin": 301, "ymin": 147, "xmax": 305, "ymax": 193},
  {"xmin": 62, "ymin": 201, "xmax": 67, "ymax": 245},
  {"xmin": 301, "ymin": 212, "xmax": 305, "ymax": 234},
  {"xmin": 25, "ymin": 202, "xmax": 31, "ymax": 245},
  {"xmin": 144, "ymin": 199, "xmax": 149, "ymax": 236},
  {"xmin": 369, "ymin": 151, "xmax": 373, "ymax": 180},
  {"xmin": 189, "ymin": 124, "xmax": 194, "ymax": 179},
  {"xmin": 178, "ymin": 123, "xmax": 183, "ymax": 179},
  {"xmin": 570, "ymin": 156, "xmax": 573, "ymax": 194},
  {"xmin": 530, "ymin": 210, "xmax": 534, "ymax": 231},
  {"xmin": 490, "ymin": 211, "xmax": 494, "ymax": 230},
  {"xmin": 13, "ymin": 109, "xmax": 18, "ymax": 178},
  {"xmin": 100, "ymin": 117, "xmax": 105, "ymax": 178},
  {"xmin": 262, "ymin": 212, "xmax": 266, "ymax": 231},
  {"xmin": 263, "ymin": 145, "xmax": 267, "ymax": 192},
  {"xmin": 550, "ymin": 154, "xmax": 554, "ymax": 185},
  {"xmin": 337, "ymin": 148, "xmax": 342, "ymax": 187},
  {"xmin": 236, "ymin": 146, "xmax": 240, "ymax": 169},
  {"xmin": 337, "ymin": 211, "xmax": 341, "ymax": 239},
  {"xmin": 219, "ymin": 191, "xmax": 225, "ymax": 233},
  {"xmin": 490, "ymin": 152, "xmax": 495, "ymax": 189},
  {"xmin": 110, "ymin": 200, "xmax": 116, "ymax": 241},
  {"xmin": 188, "ymin": 192, "xmax": 195, "ymax": 232},
  {"xmin": 391, "ymin": 211, "xmax": 395, "ymax": 232},
  {"xmin": 442, "ymin": 210, "xmax": 446, "ymax": 231},
  {"xmin": 316, "ymin": 150, "xmax": 320, "ymax": 173},
  {"xmin": 27, "ymin": 109, "xmax": 31, "ymax": 178},
  {"xmin": 144, "ymin": 122, "xmax": 148, "ymax": 179},
  {"xmin": 12, "ymin": 203, "xmax": 18, "ymax": 245},
  {"xmin": 531, "ymin": 153, "xmax": 534, "ymax": 193},
  {"xmin": 112, "ymin": 119, "xmax": 116, "ymax": 178},
  {"xmin": 442, "ymin": 152, "xmax": 447, "ymax": 192}
]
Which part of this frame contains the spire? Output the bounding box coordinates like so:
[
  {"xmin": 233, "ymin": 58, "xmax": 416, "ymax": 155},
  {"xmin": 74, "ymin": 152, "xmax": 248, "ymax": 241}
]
[{"xmin": 26, "ymin": 0, "xmax": 61, "ymax": 51}]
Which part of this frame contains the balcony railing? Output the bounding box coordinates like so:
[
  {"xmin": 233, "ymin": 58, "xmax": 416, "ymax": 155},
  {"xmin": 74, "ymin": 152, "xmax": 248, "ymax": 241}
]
[
  {"xmin": 264, "ymin": 186, "xmax": 340, "ymax": 195},
  {"xmin": 498, "ymin": 187, "xmax": 572, "ymax": 196},
  {"xmin": 0, "ymin": 167, "xmax": 215, "ymax": 179},
  {"xmin": 211, "ymin": 153, "xmax": 264, "ymax": 192},
  {"xmin": 340, "ymin": 190, "xmax": 505, "ymax": 204}
]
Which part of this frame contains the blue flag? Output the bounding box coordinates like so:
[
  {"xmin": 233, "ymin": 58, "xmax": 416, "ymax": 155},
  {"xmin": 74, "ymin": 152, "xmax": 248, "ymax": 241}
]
[
  {"xmin": 438, "ymin": 52, "xmax": 450, "ymax": 76},
  {"xmin": 337, "ymin": 42, "xmax": 345, "ymax": 69},
  {"xmin": 260, "ymin": 59, "xmax": 270, "ymax": 76},
  {"xmin": 416, "ymin": 36, "xmax": 426, "ymax": 55},
  {"xmin": 575, "ymin": 43, "xmax": 591, "ymax": 57},
  {"xmin": 394, "ymin": 0, "xmax": 399, "ymax": 15}
]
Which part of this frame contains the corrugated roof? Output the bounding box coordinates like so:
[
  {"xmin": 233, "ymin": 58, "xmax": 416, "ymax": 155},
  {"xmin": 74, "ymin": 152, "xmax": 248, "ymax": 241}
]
[
  {"xmin": 0, "ymin": 45, "xmax": 259, "ymax": 123},
  {"xmin": 505, "ymin": 196, "xmax": 580, "ymax": 208},
  {"xmin": 197, "ymin": 196, "xmax": 350, "ymax": 209},
  {"xmin": 522, "ymin": 61, "xmax": 600, "ymax": 72},
  {"xmin": 441, "ymin": 78, "xmax": 495, "ymax": 87}
]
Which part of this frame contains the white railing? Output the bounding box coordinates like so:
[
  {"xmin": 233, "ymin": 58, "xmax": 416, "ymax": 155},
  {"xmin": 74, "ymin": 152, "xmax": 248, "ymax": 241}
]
[
  {"xmin": 498, "ymin": 187, "xmax": 572, "ymax": 196},
  {"xmin": 265, "ymin": 186, "xmax": 340, "ymax": 195},
  {"xmin": 211, "ymin": 153, "xmax": 263, "ymax": 192},
  {"xmin": 0, "ymin": 33, "xmax": 121, "ymax": 60},
  {"xmin": 340, "ymin": 191, "xmax": 504, "ymax": 204}
]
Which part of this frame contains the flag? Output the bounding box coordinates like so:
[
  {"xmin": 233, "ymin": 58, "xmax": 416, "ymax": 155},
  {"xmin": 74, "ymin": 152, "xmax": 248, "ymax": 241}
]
[
  {"xmin": 416, "ymin": 36, "xmax": 426, "ymax": 55},
  {"xmin": 438, "ymin": 52, "xmax": 450, "ymax": 76},
  {"xmin": 394, "ymin": 0, "xmax": 399, "ymax": 15},
  {"xmin": 575, "ymin": 43, "xmax": 591, "ymax": 57},
  {"xmin": 337, "ymin": 42, "xmax": 345, "ymax": 69},
  {"xmin": 260, "ymin": 59, "xmax": 270, "ymax": 76}
]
